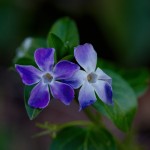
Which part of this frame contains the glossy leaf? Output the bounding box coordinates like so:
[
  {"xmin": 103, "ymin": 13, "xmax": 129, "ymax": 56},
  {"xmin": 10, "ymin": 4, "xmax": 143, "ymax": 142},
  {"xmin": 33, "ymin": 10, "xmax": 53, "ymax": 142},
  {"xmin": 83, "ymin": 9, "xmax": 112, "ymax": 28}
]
[
  {"xmin": 50, "ymin": 126, "xmax": 117, "ymax": 150},
  {"xmin": 93, "ymin": 70, "xmax": 137, "ymax": 132},
  {"xmin": 49, "ymin": 17, "xmax": 79, "ymax": 54},
  {"xmin": 24, "ymin": 85, "xmax": 42, "ymax": 120},
  {"xmin": 14, "ymin": 37, "xmax": 47, "ymax": 64}
]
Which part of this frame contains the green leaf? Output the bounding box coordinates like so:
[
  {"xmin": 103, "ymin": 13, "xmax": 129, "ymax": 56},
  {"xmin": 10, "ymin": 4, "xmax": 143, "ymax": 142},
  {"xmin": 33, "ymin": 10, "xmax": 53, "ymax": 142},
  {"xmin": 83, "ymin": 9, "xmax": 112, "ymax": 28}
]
[
  {"xmin": 50, "ymin": 126, "xmax": 117, "ymax": 150},
  {"xmin": 13, "ymin": 37, "xmax": 47, "ymax": 64},
  {"xmin": 97, "ymin": 59, "xmax": 150, "ymax": 97},
  {"xmin": 48, "ymin": 17, "xmax": 79, "ymax": 55},
  {"xmin": 47, "ymin": 33, "xmax": 65, "ymax": 59},
  {"xmin": 93, "ymin": 70, "xmax": 137, "ymax": 132},
  {"xmin": 14, "ymin": 57, "xmax": 36, "ymax": 66},
  {"xmin": 61, "ymin": 55, "xmax": 74, "ymax": 61},
  {"xmin": 24, "ymin": 85, "xmax": 42, "ymax": 120}
]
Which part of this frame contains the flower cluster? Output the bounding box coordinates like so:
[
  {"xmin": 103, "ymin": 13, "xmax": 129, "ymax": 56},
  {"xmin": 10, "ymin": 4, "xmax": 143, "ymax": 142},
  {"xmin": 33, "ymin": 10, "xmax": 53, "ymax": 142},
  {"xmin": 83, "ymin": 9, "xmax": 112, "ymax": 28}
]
[{"xmin": 16, "ymin": 43, "xmax": 113, "ymax": 110}]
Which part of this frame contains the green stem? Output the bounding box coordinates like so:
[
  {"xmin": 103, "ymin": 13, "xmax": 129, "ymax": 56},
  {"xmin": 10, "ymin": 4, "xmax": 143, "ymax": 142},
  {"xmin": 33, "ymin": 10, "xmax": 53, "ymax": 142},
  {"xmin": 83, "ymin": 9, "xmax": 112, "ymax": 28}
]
[
  {"xmin": 84, "ymin": 108, "xmax": 102, "ymax": 126},
  {"xmin": 35, "ymin": 120, "xmax": 92, "ymax": 138},
  {"xmin": 57, "ymin": 120, "xmax": 92, "ymax": 131}
]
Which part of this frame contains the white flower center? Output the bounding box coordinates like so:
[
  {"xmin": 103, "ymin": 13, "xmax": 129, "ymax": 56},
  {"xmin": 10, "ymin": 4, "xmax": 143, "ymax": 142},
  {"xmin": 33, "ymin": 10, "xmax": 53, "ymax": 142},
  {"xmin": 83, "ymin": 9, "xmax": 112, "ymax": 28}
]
[
  {"xmin": 42, "ymin": 73, "xmax": 53, "ymax": 84},
  {"xmin": 87, "ymin": 72, "xmax": 98, "ymax": 83}
]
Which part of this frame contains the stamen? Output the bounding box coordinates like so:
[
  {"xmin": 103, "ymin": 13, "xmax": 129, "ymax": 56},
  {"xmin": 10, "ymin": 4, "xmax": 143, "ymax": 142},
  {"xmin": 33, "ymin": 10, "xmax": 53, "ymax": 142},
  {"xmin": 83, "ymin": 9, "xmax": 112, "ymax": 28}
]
[
  {"xmin": 87, "ymin": 72, "xmax": 98, "ymax": 83},
  {"xmin": 42, "ymin": 73, "xmax": 53, "ymax": 83}
]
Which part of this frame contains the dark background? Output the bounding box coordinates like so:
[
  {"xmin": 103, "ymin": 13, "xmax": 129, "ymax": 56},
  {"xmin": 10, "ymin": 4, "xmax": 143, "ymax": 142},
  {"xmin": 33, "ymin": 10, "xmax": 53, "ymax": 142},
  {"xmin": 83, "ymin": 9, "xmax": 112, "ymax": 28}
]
[{"xmin": 0, "ymin": 0, "xmax": 150, "ymax": 149}]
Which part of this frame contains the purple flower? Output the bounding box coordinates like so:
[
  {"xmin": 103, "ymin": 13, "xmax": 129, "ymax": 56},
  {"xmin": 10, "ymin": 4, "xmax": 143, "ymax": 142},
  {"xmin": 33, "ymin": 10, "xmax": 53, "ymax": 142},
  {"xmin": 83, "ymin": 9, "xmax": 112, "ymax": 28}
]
[
  {"xmin": 15, "ymin": 48, "xmax": 79, "ymax": 109},
  {"xmin": 65, "ymin": 43, "xmax": 113, "ymax": 110}
]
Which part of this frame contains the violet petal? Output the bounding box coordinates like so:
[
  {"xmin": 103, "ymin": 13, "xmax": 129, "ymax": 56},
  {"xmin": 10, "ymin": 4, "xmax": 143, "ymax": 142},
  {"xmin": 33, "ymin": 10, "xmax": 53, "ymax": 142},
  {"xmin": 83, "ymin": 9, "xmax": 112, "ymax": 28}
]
[
  {"xmin": 34, "ymin": 48, "xmax": 55, "ymax": 71},
  {"xmin": 50, "ymin": 81, "xmax": 74, "ymax": 105},
  {"xmin": 28, "ymin": 82, "xmax": 50, "ymax": 108},
  {"xmin": 53, "ymin": 60, "xmax": 80, "ymax": 80},
  {"xmin": 74, "ymin": 43, "xmax": 97, "ymax": 73},
  {"xmin": 15, "ymin": 64, "xmax": 41, "ymax": 85}
]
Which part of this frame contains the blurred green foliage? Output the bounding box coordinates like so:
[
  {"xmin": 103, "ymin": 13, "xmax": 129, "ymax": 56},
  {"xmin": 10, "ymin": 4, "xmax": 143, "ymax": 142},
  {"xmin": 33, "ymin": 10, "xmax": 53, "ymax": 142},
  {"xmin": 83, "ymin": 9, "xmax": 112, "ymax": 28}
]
[
  {"xmin": 0, "ymin": 128, "xmax": 12, "ymax": 150},
  {"xmin": 1, "ymin": 0, "xmax": 150, "ymax": 67},
  {"xmin": 91, "ymin": 0, "xmax": 150, "ymax": 66},
  {"xmin": 50, "ymin": 126, "xmax": 117, "ymax": 150}
]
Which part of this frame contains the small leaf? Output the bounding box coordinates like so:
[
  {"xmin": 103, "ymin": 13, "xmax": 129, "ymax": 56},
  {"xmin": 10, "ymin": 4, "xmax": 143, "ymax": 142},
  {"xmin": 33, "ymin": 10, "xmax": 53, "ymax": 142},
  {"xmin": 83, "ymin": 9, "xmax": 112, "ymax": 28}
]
[
  {"xmin": 61, "ymin": 55, "xmax": 74, "ymax": 61},
  {"xmin": 93, "ymin": 70, "xmax": 137, "ymax": 132},
  {"xmin": 47, "ymin": 33, "xmax": 65, "ymax": 59},
  {"xmin": 24, "ymin": 85, "xmax": 42, "ymax": 120},
  {"xmin": 50, "ymin": 126, "xmax": 117, "ymax": 150},
  {"xmin": 49, "ymin": 17, "xmax": 79, "ymax": 55},
  {"xmin": 14, "ymin": 57, "xmax": 36, "ymax": 66},
  {"xmin": 13, "ymin": 37, "xmax": 47, "ymax": 64}
]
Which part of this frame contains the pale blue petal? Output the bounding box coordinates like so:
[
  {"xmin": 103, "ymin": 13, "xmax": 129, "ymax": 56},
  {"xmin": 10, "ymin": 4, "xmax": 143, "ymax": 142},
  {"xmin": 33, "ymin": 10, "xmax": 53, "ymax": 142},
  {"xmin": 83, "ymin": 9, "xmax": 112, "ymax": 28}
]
[
  {"xmin": 78, "ymin": 81, "xmax": 97, "ymax": 110},
  {"xmin": 74, "ymin": 43, "xmax": 97, "ymax": 73},
  {"xmin": 96, "ymin": 68, "xmax": 112, "ymax": 85},
  {"xmin": 92, "ymin": 80, "xmax": 113, "ymax": 105},
  {"xmin": 63, "ymin": 70, "xmax": 87, "ymax": 89}
]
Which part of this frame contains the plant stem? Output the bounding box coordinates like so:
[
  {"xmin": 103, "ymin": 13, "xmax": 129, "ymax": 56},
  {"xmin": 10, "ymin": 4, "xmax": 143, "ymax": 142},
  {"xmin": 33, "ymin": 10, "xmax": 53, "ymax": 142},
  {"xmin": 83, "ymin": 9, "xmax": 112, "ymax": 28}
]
[
  {"xmin": 84, "ymin": 108, "xmax": 102, "ymax": 126},
  {"xmin": 35, "ymin": 120, "xmax": 92, "ymax": 138}
]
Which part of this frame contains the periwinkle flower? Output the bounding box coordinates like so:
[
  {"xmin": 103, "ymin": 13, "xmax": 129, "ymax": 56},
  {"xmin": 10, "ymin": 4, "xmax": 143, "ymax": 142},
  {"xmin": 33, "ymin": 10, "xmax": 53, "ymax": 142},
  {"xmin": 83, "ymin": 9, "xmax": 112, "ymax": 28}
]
[
  {"xmin": 15, "ymin": 48, "xmax": 79, "ymax": 108},
  {"xmin": 65, "ymin": 43, "xmax": 113, "ymax": 110}
]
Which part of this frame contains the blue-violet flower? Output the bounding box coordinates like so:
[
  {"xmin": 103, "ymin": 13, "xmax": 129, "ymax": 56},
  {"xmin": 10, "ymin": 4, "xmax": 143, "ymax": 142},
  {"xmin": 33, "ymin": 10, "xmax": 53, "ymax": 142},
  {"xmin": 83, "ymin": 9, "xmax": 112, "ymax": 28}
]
[
  {"xmin": 15, "ymin": 48, "xmax": 79, "ymax": 108},
  {"xmin": 65, "ymin": 43, "xmax": 113, "ymax": 110}
]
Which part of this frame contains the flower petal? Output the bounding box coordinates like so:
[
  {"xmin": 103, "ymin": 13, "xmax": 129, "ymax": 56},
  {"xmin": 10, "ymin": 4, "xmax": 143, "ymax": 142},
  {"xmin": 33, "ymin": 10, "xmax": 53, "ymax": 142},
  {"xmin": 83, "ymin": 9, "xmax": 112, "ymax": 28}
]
[
  {"xmin": 53, "ymin": 60, "xmax": 80, "ymax": 79},
  {"xmin": 96, "ymin": 68, "xmax": 112, "ymax": 85},
  {"xmin": 74, "ymin": 43, "xmax": 97, "ymax": 73},
  {"xmin": 15, "ymin": 64, "xmax": 41, "ymax": 85},
  {"xmin": 92, "ymin": 80, "xmax": 113, "ymax": 105},
  {"xmin": 63, "ymin": 70, "xmax": 87, "ymax": 89},
  {"xmin": 50, "ymin": 81, "xmax": 74, "ymax": 105},
  {"xmin": 34, "ymin": 48, "xmax": 55, "ymax": 71},
  {"xmin": 78, "ymin": 81, "xmax": 96, "ymax": 110},
  {"xmin": 28, "ymin": 82, "xmax": 50, "ymax": 108}
]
